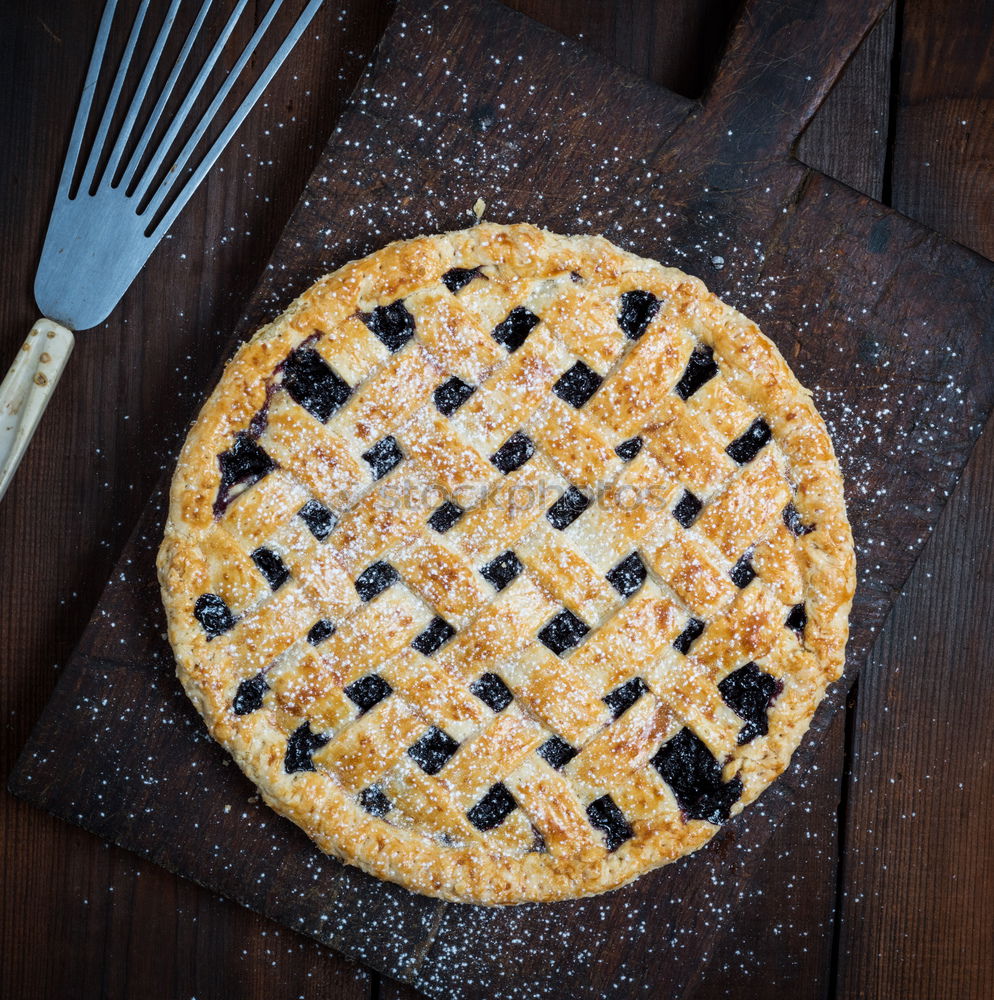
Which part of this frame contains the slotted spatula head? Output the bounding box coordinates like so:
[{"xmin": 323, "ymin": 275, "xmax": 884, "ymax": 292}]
[{"xmin": 34, "ymin": 0, "xmax": 323, "ymax": 331}]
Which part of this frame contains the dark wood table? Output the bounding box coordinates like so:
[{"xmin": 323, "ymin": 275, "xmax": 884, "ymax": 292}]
[{"xmin": 2, "ymin": 2, "xmax": 992, "ymax": 997}]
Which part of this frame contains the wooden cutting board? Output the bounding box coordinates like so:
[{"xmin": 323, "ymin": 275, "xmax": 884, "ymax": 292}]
[{"xmin": 10, "ymin": 0, "xmax": 994, "ymax": 997}]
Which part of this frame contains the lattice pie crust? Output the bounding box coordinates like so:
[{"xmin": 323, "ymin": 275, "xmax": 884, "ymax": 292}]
[{"xmin": 158, "ymin": 224, "xmax": 854, "ymax": 904}]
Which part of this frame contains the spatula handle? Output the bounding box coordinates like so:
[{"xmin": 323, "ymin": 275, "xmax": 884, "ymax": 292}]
[{"xmin": 0, "ymin": 319, "xmax": 74, "ymax": 503}]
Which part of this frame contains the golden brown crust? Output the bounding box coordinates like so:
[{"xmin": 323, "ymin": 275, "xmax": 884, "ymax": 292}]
[{"xmin": 158, "ymin": 223, "xmax": 854, "ymax": 904}]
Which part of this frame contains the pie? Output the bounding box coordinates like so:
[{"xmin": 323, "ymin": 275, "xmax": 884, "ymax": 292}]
[{"xmin": 158, "ymin": 223, "xmax": 855, "ymax": 904}]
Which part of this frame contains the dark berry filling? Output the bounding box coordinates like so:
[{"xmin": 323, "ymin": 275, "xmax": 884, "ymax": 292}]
[
  {"xmin": 786, "ymin": 602, "xmax": 807, "ymax": 637},
  {"xmin": 537, "ymin": 735, "xmax": 577, "ymax": 771},
  {"xmin": 284, "ymin": 723, "xmax": 329, "ymax": 773},
  {"xmin": 614, "ymin": 436, "xmax": 643, "ymax": 462},
  {"xmin": 362, "ymin": 435, "xmax": 403, "ymax": 480},
  {"xmin": 546, "ymin": 485, "xmax": 590, "ymax": 530},
  {"xmin": 606, "ymin": 551, "xmax": 647, "ymax": 599},
  {"xmin": 428, "ymin": 500, "xmax": 464, "ymax": 534},
  {"xmin": 194, "ymin": 593, "xmax": 235, "ymax": 638},
  {"xmin": 354, "ymin": 561, "xmax": 399, "ymax": 602},
  {"xmin": 492, "ymin": 306, "xmax": 540, "ymax": 352},
  {"xmin": 675, "ymin": 344, "xmax": 718, "ymax": 400},
  {"xmin": 538, "ymin": 609, "xmax": 589, "ymax": 656},
  {"xmin": 361, "ymin": 300, "xmax": 415, "ymax": 353},
  {"xmin": 214, "ymin": 433, "xmax": 276, "ymax": 518},
  {"xmin": 359, "ymin": 785, "xmax": 392, "ymax": 817},
  {"xmin": 730, "ymin": 552, "xmax": 756, "ymax": 588},
  {"xmin": 407, "ymin": 726, "xmax": 459, "ymax": 775},
  {"xmin": 718, "ymin": 662, "xmax": 783, "ymax": 745},
  {"xmin": 726, "ymin": 418, "xmax": 772, "ymax": 465},
  {"xmin": 232, "ymin": 672, "xmax": 269, "ymax": 715},
  {"xmin": 441, "ymin": 266, "xmax": 484, "ymax": 293},
  {"xmin": 672, "ymin": 489, "xmax": 703, "ymax": 528},
  {"xmin": 467, "ymin": 783, "xmax": 517, "ymax": 831},
  {"xmin": 552, "ymin": 361, "xmax": 603, "ymax": 408},
  {"xmin": 412, "ymin": 616, "xmax": 456, "ymax": 656},
  {"xmin": 673, "ymin": 617, "xmax": 706, "ymax": 655},
  {"xmin": 433, "ymin": 376, "xmax": 476, "ymax": 416},
  {"xmin": 307, "ymin": 618, "xmax": 335, "ymax": 645},
  {"xmin": 251, "ymin": 547, "xmax": 290, "ymax": 591},
  {"xmin": 617, "ymin": 290, "xmax": 660, "ymax": 340},
  {"xmin": 480, "ymin": 550, "xmax": 524, "ymax": 591},
  {"xmin": 298, "ymin": 498, "xmax": 336, "ymax": 540},
  {"xmin": 490, "ymin": 431, "xmax": 534, "ymax": 473},
  {"xmin": 650, "ymin": 727, "xmax": 742, "ymax": 823},
  {"xmin": 282, "ymin": 345, "xmax": 351, "ymax": 422},
  {"xmin": 470, "ymin": 672, "xmax": 514, "ymax": 712},
  {"xmin": 783, "ymin": 502, "xmax": 815, "ymax": 536},
  {"xmin": 344, "ymin": 673, "xmax": 392, "ymax": 714},
  {"xmin": 603, "ymin": 676, "xmax": 649, "ymax": 719},
  {"xmin": 586, "ymin": 794, "xmax": 634, "ymax": 851}
]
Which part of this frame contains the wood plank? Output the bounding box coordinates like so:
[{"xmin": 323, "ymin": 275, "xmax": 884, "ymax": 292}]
[
  {"xmin": 837, "ymin": 430, "xmax": 994, "ymax": 999},
  {"xmin": 836, "ymin": 0, "xmax": 994, "ymax": 995},
  {"xmin": 501, "ymin": 0, "xmax": 740, "ymax": 97},
  {"xmin": 796, "ymin": 5, "xmax": 896, "ymax": 199},
  {"xmin": 675, "ymin": 16, "xmax": 902, "ymax": 997},
  {"xmin": 1, "ymin": 1, "xmax": 987, "ymax": 995},
  {"xmin": 0, "ymin": 2, "xmax": 388, "ymax": 998},
  {"xmin": 888, "ymin": 0, "xmax": 994, "ymax": 258}
]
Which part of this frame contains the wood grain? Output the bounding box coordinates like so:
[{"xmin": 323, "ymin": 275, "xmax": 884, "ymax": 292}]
[
  {"xmin": 836, "ymin": 2, "xmax": 994, "ymax": 997},
  {"xmin": 0, "ymin": 2, "xmax": 389, "ymax": 998},
  {"xmin": 888, "ymin": 0, "xmax": 994, "ymax": 257},
  {"xmin": 3, "ymin": 1, "xmax": 994, "ymax": 998}
]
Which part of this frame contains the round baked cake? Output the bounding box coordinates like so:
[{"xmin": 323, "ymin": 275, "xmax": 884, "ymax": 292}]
[{"xmin": 158, "ymin": 223, "xmax": 854, "ymax": 904}]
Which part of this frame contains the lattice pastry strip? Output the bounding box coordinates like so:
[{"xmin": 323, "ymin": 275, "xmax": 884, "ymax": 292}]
[
  {"xmin": 438, "ymin": 708, "xmax": 546, "ymax": 810},
  {"xmin": 268, "ymin": 518, "xmax": 361, "ymax": 623},
  {"xmin": 583, "ymin": 312, "xmax": 696, "ymax": 439},
  {"xmin": 442, "ymin": 452, "xmax": 566, "ymax": 565},
  {"xmin": 256, "ymin": 394, "xmax": 365, "ymax": 512},
  {"xmin": 565, "ymin": 694, "xmax": 677, "ymax": 799},
  {"xmin": 535, "ymin": 283, "xmax": 627, "ymax": 373},
  {"xmin": 696, "ymin": 450, "xmax": 794, "ymax": 562},
  {"xmin": 380, "ymin": 758, "xmax": 483, "ymax": 844},
  {"xmin": 433, "ymin": 574, "xmax": 559, "ymax": 682},
  {"xmin": 160, "ymin": 224, "xmax": 854, "ymax": 904},
  {"xmin": 444, "ymin": 349, "xmax": 572, "ymax": 490},
  {"xmin": 564, "ymin": 581, "xmax": 684, "ymax": 698},
  {"xmin": 219, "ymin": 469, "xmax": 311, "ymax": 553},
  {"xmin": 526, "ymin": 394, "xmax": 623, "ymax": 492},
  {"xmin": 395, "ymin": 407, "xmax": 501, "ymax": 502},
  {"xmin": 752, "ymin": 520, "xmax": 806, "ymax": 606},
  {"xmin": 683, "ymin": 371, "xmax": 766, "ymax": 447},
  {"xmin": 403, "ymin": 285, "xmax": 505, "ymax": 383},
  {"xmin": 314, "ymin": 696, "xmax": 427, "ymax": 795},
  {"xmin": 378, "ymin": 648, "xmax": 489, "ymax": 742},
  {"xmin": 314, "ymin": 583, "xmax": 434, "ymax": 689},
  {"xmin": 388, "ymin": 535, "xmax": 493, "ymax": 628},
  {"xmin": 216, "ymin": 580, "xmax": 316, "ymax": 677},
  {"xmin": 194, "ymin": 524, "xmax": 270, "ymax": 615},
  {"xmin": 323, "ymin": 473, "xmax": 431, "ymax": 576},
  {"xmin": 502, "ymin": 757, "xmax": 605, "ymax": 857},
  {"xmin": 512, "ymin": 520, "xmax": 622, "ymax": 628},
  {"xmin": 639, "ymin": 394, "xmax": 739, "ymax": 498},
  {"xmin": 501, "ymin": 645, "xmax": 610, "ymax": 748},
  {"xmin": 331, "ymin": 342, "xmax": 440, "ymax": 457},
  {"xmin": 642, "ymin": 530, "xmax": 740, "ymax": 620},
  {"xmin": 602, "ymin": 447, "xmax": 683, "ymax": 543}
]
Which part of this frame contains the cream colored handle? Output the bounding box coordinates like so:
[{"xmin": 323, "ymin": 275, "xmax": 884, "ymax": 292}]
[{"xmin": 0, "ymin": 319, "xmax": 75, "ymax": 503}]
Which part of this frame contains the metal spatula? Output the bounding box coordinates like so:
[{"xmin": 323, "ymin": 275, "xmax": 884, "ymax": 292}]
[{"xmin": 0, "ymin": 0, "xmax": 322, "ymax": 502}]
